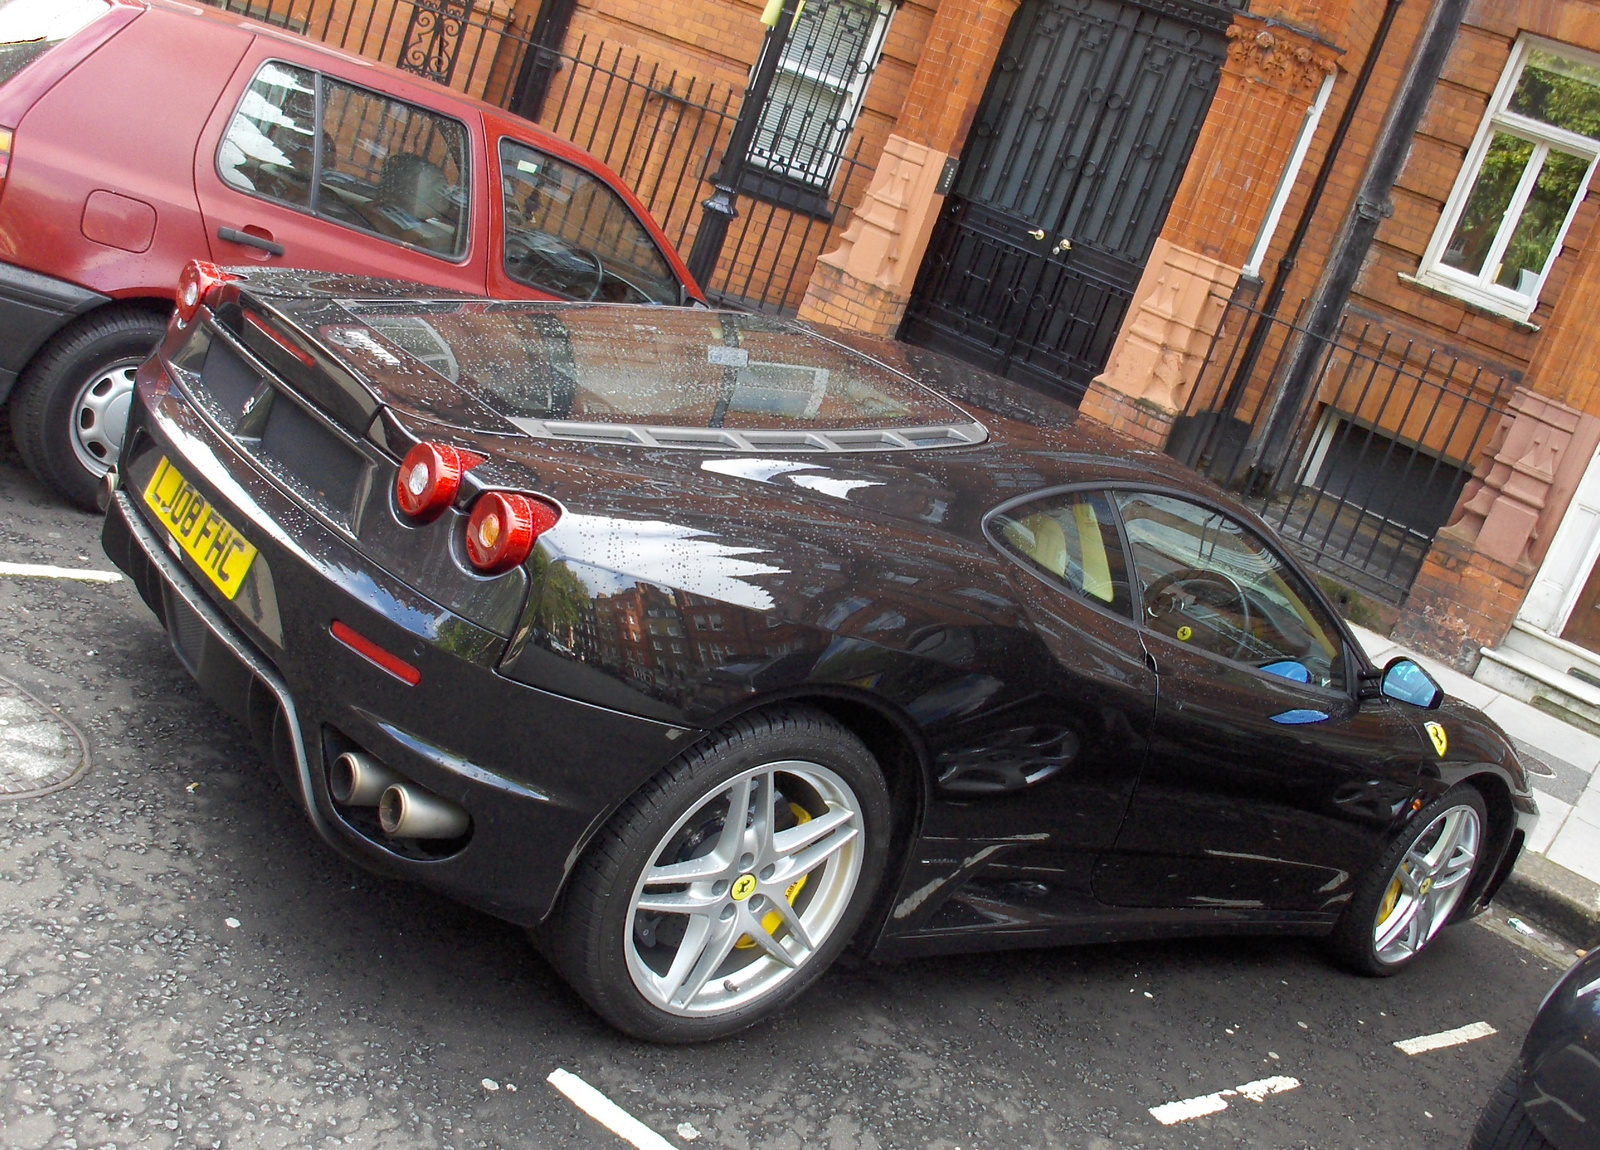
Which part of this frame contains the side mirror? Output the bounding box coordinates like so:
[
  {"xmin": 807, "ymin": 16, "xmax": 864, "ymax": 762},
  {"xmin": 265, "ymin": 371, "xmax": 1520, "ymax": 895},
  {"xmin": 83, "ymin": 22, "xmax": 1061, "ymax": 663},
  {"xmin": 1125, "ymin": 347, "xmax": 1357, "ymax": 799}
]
[{"xmin": 1380, "ymin": 657, "xmax": 1444, "ymax": 709}]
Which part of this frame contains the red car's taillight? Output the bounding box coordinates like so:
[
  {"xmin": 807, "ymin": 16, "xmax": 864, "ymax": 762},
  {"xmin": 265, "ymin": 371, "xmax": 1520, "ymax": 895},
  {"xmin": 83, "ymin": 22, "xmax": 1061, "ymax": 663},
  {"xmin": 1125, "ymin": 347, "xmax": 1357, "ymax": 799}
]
[
  {"xmin": 395, "ymin": 442, "xmax": 485, "ymax": 522},
  {"xmin": 0, "ymin": 127, "xmax": 12, "ymax": 189},
  {"xmin": 175, "ymin": 260, "xmax": 238, "ymax": 326},
  {"xmin": 464, "ymin": 491, "xmax": 559, "ymax": 574}
]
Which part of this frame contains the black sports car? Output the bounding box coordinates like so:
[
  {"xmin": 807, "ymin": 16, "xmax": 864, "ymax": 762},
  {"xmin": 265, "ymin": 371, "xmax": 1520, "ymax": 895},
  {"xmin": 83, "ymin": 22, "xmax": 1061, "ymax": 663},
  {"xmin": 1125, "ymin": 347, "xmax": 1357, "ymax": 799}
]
[
  {"xmin": 1471, "ymin": 947, "xmax": 1600, "ymax": 1150},
  {"xmin": 102, "ymin": 264, "xmax": 1538, "ymax": 1042}
]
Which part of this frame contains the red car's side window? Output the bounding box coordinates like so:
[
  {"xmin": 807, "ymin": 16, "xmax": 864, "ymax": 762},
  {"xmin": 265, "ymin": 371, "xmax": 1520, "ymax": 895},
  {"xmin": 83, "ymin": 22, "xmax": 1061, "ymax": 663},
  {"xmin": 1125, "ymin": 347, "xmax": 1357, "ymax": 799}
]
[
  {"xmin": 217, "ymin": 61, "xmax": 470, "ymax": 260},
  {"xmin": 499, "ymin": 138, "xmax": 678, "ymax": 304},
  {"xmin": 217, "ymin": 62, "xmax": 317, "ymax": 209}
]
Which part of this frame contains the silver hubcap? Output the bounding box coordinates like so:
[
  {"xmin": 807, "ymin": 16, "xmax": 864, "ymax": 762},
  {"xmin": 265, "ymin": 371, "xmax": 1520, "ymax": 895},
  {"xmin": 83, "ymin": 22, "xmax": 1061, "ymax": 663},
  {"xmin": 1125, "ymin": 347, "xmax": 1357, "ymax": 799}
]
[
  {"xmin": 1372, "ymin": 803, "xmax": 1481, "ymax": 964},
  {"xmin": 70, "ymin": 360, "xmax": 139, "ymax": 477},
  {"xmin": 625, "ymin": 761, "xmax": 864, "ymax": 1018}
]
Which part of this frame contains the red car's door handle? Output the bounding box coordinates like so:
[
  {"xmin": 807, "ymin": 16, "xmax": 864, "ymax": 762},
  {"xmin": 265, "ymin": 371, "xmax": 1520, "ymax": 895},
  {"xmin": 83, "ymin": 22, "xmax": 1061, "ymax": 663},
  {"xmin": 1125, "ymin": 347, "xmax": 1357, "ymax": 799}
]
[{"xmin": 217, "ymin": 225, "xmax": 285, "ymax": 257}]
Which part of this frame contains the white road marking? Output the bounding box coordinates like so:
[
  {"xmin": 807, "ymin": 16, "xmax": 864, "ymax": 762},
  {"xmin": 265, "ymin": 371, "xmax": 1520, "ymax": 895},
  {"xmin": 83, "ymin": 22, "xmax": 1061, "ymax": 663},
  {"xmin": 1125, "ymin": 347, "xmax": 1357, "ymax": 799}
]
[
  {"xmin": 1149, "ymin": 1075, "xmax": 1301, "ymax": 1125},
  {"xmin": 547, "ymin": 1069, "xmax": 675, "ymax": 1150},
  {"xmin": 1394, "ymin": 1021, "xmax": 1497, "ymax": 1055},
  {"xmin": 0, "ymin": 561, "xmax": 122, "ymax": 583}
]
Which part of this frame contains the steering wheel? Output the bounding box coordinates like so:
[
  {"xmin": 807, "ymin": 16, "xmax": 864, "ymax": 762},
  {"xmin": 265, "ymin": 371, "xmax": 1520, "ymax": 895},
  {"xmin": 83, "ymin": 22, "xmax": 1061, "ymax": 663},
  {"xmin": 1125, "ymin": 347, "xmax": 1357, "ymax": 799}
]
[{"xmin": 1143, "ymin": 567, "xmax": 1253, "ymax": 662}]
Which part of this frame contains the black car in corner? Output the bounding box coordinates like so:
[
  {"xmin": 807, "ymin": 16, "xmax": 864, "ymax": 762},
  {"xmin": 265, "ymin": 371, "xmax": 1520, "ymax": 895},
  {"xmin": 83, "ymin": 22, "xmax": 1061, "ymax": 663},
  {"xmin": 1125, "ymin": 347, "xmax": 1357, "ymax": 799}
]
[
  {"xmin": 101, "ymin": 264, "xmax": 1539, "ymax": 1042},
  {"xmin": 1471, "ymin": 946, "xmax": 1600, "ymax": 1150}
]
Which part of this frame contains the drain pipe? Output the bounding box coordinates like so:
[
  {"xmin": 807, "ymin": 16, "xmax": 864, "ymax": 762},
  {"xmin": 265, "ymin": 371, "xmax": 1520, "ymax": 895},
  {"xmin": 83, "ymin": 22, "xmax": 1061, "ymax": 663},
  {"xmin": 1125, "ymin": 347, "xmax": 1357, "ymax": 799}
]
[
  {"xmin": 1250, "ymin": 0, "xmax": 1474, "ymax": 488},
  {"xmin": 1216, "ymin": 0, "xmax": 1405, "ymax": 423}
]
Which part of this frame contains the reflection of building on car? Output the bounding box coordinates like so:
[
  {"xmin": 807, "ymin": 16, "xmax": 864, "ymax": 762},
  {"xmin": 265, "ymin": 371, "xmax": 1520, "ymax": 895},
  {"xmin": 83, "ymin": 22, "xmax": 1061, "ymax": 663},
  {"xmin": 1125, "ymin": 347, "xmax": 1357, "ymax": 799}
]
[{"xmin": 0, "ymin": 0, "xmax": 700, "ymax": 511}]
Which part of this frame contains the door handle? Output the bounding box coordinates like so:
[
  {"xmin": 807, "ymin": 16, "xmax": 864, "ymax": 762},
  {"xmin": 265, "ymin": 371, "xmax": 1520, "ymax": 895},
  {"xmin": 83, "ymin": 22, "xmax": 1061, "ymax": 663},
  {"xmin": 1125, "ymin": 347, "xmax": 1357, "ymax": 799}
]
[
  {"xmin": 1055, "ymin": 237, "xmax": 1073, "ymax": 253},
  {"xmin": 217, "ymin": 226, "xmax": 285, "ymax": 257},
  {"xmin": 1027, "ymin": 228, "xmax": 1046, "ymax": 241}
]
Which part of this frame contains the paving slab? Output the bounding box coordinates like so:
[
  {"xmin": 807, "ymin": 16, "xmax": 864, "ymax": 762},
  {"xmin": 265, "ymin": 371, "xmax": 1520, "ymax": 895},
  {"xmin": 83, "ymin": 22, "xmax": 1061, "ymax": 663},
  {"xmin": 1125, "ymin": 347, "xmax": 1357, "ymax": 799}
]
[{"xmin": 1527, "ymin": 789, "xmax": 1572, "ymax": 855}]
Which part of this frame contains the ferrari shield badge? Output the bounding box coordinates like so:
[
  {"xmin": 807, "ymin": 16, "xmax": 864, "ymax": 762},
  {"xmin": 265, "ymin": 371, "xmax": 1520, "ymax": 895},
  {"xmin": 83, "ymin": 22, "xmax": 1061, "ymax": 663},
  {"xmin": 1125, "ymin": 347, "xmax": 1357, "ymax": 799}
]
[{"xmin": 1424, "ymin": 720, "xmax": 1448, "ymax": 757}]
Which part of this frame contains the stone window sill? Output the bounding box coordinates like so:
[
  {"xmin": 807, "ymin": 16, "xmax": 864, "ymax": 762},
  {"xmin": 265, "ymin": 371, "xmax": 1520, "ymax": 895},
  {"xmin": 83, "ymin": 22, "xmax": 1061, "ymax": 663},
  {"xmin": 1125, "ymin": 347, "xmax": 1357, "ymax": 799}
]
[{"xmin": 1397, "ymin": 272, "xmax": 1540, "ymax": 333}]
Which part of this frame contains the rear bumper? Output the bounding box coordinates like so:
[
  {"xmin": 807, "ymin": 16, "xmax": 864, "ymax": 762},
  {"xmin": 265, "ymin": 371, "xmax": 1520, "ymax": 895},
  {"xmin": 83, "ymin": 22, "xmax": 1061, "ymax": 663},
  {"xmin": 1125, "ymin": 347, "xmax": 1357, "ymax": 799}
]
[
  {"xmin": 0, "ymin": 261, "xmax": 109, "ymax": 401},
  {"xmin": 103, "ymin": 389, "xmax": 694, "ymax": 925}
]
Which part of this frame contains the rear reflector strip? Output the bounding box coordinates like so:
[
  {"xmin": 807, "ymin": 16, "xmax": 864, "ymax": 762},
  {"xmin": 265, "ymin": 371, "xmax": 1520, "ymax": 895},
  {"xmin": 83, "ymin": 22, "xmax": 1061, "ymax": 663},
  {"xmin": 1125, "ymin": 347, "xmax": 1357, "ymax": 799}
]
[{"xmin": 330, "ymin": 620, "xmax": 421, "ymax": 686}]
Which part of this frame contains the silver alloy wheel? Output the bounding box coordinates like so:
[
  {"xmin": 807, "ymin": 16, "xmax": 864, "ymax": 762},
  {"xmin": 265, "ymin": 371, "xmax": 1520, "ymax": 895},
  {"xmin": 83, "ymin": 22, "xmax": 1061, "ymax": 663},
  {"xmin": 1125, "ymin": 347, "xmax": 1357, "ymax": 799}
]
[
  {"xmin": 624, "ymin": 760, "xmax": 864, "ymax": 1018},
  {"xmin": 70, "ymin": 359, "xmax": 139, "ymax": 477},
  {"xmin": 1372, "ymin": 803, "xmax": 1481, "ymax": 964}
]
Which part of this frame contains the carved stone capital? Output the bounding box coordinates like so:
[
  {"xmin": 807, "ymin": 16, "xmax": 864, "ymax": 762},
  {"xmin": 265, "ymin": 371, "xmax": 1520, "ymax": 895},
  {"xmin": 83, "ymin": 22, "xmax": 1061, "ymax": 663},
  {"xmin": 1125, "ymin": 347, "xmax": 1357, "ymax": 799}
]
[
  {"xmin": 1454, "ymin": 388, "xmax": 1585, "ymax": 568},
  {"xmin": 1224, "ymin": 17, "xmax": 1338, "ymax": 94}
]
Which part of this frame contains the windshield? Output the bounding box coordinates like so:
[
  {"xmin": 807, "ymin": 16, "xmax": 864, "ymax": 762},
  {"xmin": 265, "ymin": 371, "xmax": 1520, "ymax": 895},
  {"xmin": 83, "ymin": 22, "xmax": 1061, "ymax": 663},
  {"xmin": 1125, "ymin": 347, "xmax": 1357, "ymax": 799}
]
[
  {"xmin": 0, "ymin": 0, "xmax": 108, "ymax": 87},
  {"xmin": 339, "ymin": 301, "xmax": 980, "ymax": 439}
]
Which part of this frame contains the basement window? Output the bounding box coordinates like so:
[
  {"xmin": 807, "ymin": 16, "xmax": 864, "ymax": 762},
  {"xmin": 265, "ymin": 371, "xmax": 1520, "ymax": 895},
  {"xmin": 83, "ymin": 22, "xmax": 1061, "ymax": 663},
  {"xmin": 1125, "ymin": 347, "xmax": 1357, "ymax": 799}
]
[
  {"xmin": 1416, "ymin": 36, "xmax": 1600, "ymax": 322},
  {"xmin": 744, "ymin": 0, "xmax": 892, "ymax": 205}
]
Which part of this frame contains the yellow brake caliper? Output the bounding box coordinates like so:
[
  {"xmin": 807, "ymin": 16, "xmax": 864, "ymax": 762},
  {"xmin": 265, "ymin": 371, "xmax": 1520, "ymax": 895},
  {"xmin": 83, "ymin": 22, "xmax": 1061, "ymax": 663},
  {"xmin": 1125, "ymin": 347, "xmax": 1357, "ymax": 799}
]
[
  {"xmin": 1379, "ymin": 874, "xmax": 1403, "ymax": 926},
  {"xmin": 736, "ymin": 803, "xmax": 811, "ymax": 949}
]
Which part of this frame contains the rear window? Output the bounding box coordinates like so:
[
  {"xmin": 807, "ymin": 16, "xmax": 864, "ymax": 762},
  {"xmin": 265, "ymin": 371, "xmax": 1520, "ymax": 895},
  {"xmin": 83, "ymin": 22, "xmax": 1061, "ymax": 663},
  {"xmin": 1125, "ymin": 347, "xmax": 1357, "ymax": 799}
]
[
  {"xmin": 335, "ymin": 301, "xmax": 985, "ymax": 446},
  {"xmin": 0, "ymin": 0, "xmax": 108, "ymax": 87}
]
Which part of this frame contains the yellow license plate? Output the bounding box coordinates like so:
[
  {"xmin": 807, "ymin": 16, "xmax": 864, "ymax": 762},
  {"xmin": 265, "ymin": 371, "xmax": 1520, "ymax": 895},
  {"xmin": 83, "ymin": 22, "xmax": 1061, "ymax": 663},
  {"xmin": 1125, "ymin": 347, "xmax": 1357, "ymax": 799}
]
[{"xmin": 143, "ymin": 456, "xmax": 258, "ymax": 600}]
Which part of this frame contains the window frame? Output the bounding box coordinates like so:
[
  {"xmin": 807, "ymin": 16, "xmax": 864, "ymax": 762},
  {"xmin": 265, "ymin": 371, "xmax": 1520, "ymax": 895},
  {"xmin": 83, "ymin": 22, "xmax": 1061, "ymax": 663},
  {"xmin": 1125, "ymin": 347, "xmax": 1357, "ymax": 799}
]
[
  {"xmin": 982, "ymin": 484, "xmax": 1139, "ymax": 625},
  {"xmin": 215, "ymin": 60, "xmax": 474, "ymax": 265},
  {"xmin": 743, "ymin": 0, "xmax": 893, "ymax": 205},
  {"xmin": 1105, "ymin": 485, "xmax": 1360, "ymax": 700},
  {"xmin": 1416, "ymin": 35, "xmax": 1600, "ymax": 322}
]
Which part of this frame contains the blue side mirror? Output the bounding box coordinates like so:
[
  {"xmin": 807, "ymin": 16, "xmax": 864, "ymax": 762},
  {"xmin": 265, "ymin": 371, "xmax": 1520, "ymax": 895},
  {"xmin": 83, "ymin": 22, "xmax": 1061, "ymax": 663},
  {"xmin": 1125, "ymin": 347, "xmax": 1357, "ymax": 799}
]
[{"xmin": 1381, "ymin": 657, "xmax": 1444, "ymax": 709}]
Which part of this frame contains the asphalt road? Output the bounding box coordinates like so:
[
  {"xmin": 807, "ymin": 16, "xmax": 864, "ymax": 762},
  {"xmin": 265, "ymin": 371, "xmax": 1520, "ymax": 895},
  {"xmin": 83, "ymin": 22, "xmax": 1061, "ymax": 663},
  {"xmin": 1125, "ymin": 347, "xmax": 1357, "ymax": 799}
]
[{"xmin": 0, "ymin": 426, "xmax": 1579, "ymax": 1150}]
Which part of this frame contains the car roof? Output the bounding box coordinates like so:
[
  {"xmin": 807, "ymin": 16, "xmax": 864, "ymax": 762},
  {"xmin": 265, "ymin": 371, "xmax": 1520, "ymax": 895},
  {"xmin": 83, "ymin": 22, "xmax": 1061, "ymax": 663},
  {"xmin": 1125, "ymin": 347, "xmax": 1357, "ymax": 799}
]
[{"xmin": 134, "ymin": 0, "xmax": 613, "ymax": 174}]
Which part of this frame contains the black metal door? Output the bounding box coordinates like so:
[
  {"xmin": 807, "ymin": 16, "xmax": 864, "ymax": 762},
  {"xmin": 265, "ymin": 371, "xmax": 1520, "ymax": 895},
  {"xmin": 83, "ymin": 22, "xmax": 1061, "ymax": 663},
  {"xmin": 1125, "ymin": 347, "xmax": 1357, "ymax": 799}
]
[{"xmin": 902, "ymin": 0, "xmax": 1234, "ymax": 403}]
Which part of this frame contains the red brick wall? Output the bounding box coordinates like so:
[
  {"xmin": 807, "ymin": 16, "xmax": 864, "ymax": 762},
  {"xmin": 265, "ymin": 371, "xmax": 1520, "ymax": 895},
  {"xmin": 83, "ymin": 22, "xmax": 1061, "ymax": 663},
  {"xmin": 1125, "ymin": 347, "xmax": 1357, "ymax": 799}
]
[{"xmin": 1391, "ymin": 528, "xmax": 1533, "ymax": 670}]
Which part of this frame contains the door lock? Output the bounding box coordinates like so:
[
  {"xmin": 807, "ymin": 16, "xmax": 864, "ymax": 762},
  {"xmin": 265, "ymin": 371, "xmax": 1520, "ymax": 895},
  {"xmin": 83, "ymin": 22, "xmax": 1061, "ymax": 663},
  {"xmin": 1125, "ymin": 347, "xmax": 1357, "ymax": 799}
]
[
  {"xmin": 1055, "ymin": 237, "xmax": 1073, "ymax": 253},
  {"xmin": 1027, "ymin": 228, "xmax": 1046, "ymax": 241}
]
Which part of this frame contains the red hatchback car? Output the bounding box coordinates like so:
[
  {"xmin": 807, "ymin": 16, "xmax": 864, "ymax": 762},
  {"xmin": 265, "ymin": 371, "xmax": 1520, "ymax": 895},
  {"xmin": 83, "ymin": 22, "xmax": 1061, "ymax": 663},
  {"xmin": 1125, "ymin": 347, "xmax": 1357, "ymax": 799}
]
[{"xmin": 0, "ymin": 0, "xmax": 702, "ymax": 508}]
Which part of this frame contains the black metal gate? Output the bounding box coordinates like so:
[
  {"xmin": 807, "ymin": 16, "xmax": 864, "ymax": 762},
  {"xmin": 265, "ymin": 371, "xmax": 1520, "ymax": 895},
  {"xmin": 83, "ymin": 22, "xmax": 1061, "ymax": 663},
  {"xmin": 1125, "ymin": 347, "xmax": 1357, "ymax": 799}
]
[{"xmin": 900, "ymin": 0, "xmax": 1236, "ymax": 403}]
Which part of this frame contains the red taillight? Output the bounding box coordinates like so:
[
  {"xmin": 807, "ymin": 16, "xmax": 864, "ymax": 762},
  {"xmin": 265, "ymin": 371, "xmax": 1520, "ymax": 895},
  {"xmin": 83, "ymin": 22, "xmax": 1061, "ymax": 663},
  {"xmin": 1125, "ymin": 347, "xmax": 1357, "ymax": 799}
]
[
  {"xmin": 175, "ymin": 260, "xmax": 238, "ymax": 326},
  {"xmin": 395, "ymin": 442, "xmax": 485, "ymax": 521},
  {"xmin": 0, "ymin": 127, "xmax": 12, "ymax": 188},
  {"xmin": 465, "ymin": 492, "xmax": 559, "ymax": 574}
]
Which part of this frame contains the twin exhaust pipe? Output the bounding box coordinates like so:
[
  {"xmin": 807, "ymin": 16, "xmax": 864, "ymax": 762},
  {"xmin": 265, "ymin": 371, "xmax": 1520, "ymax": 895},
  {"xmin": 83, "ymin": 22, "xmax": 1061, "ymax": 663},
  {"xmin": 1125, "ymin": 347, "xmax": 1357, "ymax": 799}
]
[{"xmin": 331, "ymin": 751, "xmax": 469, "ymax": 840}]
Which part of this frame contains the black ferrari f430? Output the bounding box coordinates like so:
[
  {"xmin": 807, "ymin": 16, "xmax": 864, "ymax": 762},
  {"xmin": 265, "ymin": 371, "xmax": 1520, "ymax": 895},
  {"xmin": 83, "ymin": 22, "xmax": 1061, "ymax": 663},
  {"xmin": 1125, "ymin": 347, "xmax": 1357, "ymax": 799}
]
[{"xmin": 101, "ymin": 264, "xmax": 1538, "ymax": 1042}]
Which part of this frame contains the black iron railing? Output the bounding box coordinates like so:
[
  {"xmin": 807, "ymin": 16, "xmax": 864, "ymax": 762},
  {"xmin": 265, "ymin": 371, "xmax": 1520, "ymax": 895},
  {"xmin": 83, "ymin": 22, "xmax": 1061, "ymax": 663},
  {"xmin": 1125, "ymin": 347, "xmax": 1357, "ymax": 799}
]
[
  {"xmin": 1170, "ymin": 297, "xmax": 1513, "ymax": 601},
  {"xmin": 196, "ymin": 0, "xmax": 877, "ymax": 315}
]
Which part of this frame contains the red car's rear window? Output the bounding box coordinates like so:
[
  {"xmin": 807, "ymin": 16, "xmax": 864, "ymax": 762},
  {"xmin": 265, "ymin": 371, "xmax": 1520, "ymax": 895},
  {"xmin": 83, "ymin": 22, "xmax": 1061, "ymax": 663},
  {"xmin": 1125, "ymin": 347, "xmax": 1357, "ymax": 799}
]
[{"xmin": 0, "ymin": 0, "xmax": 109, "ymax": 88}]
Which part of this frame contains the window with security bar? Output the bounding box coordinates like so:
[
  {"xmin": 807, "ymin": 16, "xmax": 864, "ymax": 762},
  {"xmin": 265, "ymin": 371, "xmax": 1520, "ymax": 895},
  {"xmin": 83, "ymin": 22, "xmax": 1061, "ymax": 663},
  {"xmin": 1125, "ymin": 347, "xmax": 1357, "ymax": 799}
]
[
  {"xmin": 746, "ymin": 0, "xmax": 892, "ymax": 197},
  {"xmin": 1416, "ymin": 36, "xmax": 1600, "ymax": 321}
]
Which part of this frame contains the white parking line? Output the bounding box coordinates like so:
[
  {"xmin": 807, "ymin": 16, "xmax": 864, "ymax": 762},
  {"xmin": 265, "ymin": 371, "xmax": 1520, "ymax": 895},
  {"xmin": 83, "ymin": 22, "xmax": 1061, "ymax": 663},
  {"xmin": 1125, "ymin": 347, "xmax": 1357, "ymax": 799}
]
[
  {"xmin": 0, "ymin": 561, "xmax": 122, "ymax": 583},
  {"xmin": 1393, "ymin": 1021, "xmax": 1497, "ymax": 1055},
  {"xmin": 1149, "ymin": 1075, "xmax": 1301, "ymax": 1125},
  {"xmin": 547, "ymin": 1068, "xmax": 675, "ymax": 1150}
]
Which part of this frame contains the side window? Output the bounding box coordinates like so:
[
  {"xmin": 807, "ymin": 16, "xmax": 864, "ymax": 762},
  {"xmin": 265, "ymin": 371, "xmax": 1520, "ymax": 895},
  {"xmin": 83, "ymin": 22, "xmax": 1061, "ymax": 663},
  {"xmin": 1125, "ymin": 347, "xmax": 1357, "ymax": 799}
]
[
  {"xmin": 217, "ymin": 63, "xmax": 471, "ymax": 259},
  {"xmin": 1113, "ymin": 491, "xmax": 1346, "ymax": 689},
  {"xmin": 218, "ymin": 62, "xmax": 317, "ymax": 208},
  {"xmin": 988, "ymin": 490, "xmax": 1133, "ymax": 617},
  {"xmin": 317, "ymin": 79, "xmax": 470, "ymax": 258},
  {"xmin": 500, "ymin": 139, "xmax": 679, "ymax": 304}
]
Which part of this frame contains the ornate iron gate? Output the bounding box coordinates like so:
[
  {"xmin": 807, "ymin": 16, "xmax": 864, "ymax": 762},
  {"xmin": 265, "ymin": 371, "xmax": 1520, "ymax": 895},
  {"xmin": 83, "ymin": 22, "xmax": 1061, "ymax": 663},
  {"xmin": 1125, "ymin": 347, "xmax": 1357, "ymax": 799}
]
[
  {"xmin": 399, "ymin": 0, "xmax": 476, "ymax": 86},
  {"xmin": 901, "ymin": 0, "xmax": 1236, "ymax": 403}
]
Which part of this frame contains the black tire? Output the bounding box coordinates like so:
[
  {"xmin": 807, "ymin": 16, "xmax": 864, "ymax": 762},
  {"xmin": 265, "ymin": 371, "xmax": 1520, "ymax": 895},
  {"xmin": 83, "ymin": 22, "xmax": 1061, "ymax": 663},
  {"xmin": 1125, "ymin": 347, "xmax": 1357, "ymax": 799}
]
[
  {"xmin": 541, "ymin": 706, "xmax": 892, "ymax": 1043},
  {"xmin": 9, "ymin": 307, "xmax": 167, "ymax": 510},
  {"xmin": 1329, "ymin": 783, "xmax": 1489, "ymax": 976},
  {"xmin": 1468, "ymin": 1066, "xmax": 1553, "ymax": 1150}
]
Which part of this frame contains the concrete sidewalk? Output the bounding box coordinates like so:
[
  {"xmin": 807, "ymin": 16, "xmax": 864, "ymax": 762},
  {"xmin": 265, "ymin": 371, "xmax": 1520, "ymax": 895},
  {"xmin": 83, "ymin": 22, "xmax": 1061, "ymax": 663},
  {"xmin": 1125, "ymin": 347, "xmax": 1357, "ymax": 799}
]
[{"xmin": 1351, "ymin": 623, "xmax": 1600, "ymax": 946}]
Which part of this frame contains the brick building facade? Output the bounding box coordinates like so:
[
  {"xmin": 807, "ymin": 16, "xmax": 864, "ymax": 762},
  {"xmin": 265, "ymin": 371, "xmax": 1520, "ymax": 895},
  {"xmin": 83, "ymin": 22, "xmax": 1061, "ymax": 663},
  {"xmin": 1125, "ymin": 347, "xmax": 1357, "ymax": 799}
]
[{"xmin": 227, "ymin": 0, "xmax": 1600, "ymax": 706}]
